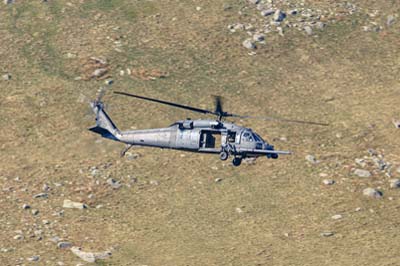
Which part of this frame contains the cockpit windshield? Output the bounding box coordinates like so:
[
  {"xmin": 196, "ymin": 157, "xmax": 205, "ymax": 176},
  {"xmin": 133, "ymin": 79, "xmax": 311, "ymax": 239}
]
[{"xmin": 253, "ymin": 133, "xmax": 264, "ymax": 142}]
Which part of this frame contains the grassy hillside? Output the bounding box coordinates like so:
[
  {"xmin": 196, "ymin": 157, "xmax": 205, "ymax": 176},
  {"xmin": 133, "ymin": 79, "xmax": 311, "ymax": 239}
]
[{"xmin": 0, "ymin": 0, "xmax": 399, "ymax": 265}]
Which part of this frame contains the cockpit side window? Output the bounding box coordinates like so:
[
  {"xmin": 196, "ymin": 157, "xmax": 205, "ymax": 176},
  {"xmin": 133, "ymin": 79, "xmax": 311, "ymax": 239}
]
[{"xmin": 242, "ymin": 132, "xmax": 254, "ymax": 142}]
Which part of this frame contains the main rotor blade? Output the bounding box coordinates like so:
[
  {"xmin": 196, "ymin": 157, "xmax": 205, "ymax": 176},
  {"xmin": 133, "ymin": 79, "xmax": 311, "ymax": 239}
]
[
  {"xmin": 231, "ymin": 114, "xmax": 329, "ymax": 126},
  {"xmin": 114, "ymin": 91, "xmax": 216, "ymax": 115},
  {"xmin": 214, "ymin": 96, "xmax": 223, "ymax": 115}
]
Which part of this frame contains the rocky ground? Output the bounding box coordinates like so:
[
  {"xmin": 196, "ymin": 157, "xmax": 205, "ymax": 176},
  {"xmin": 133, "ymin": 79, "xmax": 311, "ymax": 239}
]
[{"xmin": 0, "ymin": 0, "xmax": 399, "ymax": 265}]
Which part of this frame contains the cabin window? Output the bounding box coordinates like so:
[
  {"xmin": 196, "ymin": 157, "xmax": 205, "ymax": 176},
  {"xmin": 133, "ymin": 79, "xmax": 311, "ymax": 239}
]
[{"xmin": 227, "ymin": 131, "xmax": 236, "ymax": 142}]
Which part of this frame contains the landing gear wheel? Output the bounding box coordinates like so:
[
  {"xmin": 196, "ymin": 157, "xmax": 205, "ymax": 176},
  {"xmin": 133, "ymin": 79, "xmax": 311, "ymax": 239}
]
[
  {"xmin": 271, "ymin": 154, "xmax": 278, "ymax": 159},
  {"xmin": 220, "ymin": 151, "xmax": 229, "ymax": 161},
  {"xmin": 232, "ymin": 157, "xmax": 242, "ymax": 167}
]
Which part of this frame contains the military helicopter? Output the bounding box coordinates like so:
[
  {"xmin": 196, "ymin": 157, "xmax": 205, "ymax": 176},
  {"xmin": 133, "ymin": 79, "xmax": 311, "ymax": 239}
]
[{"xmin": 89, "ymin": 90, "xmax": 327, "ymax": 166}]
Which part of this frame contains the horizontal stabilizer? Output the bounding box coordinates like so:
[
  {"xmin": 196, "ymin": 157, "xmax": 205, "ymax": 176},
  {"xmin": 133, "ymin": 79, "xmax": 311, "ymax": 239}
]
[{"xmin": 89, "ymin": 126, "xmax": 119, "ymax": 141}]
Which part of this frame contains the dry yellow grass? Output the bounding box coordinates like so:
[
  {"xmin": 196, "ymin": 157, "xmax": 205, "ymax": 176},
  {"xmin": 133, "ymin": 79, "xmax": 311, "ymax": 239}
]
[{"xmin": 0, "ymin": 0, "xmax": 399, "ymax": 265}]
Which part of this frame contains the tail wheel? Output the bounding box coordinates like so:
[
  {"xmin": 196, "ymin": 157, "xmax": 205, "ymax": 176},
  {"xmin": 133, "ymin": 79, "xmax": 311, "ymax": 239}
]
[
  {"xmin": 232, "ymin": 157, "xmax": 242, "ymax": 167},
  {"xmin": 220, "ymin": 151, "xmax": 229, "ymax": 161}
]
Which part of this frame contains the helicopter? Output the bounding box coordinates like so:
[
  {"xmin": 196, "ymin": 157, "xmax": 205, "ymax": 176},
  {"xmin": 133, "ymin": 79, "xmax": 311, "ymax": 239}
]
[{"xmin": 89, "ymin": 90, "xmax": 328, "ymax": 166}]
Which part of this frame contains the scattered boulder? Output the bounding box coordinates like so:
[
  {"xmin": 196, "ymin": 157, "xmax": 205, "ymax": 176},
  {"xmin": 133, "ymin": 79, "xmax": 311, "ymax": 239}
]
[
  {"xmin": 389, "ymin": 179, "xmax": 400, "ymax": 189},
  {"xmin": 387, "ymin": 15, "xmax": 396, "ymax": 26},
  {"xmin": 305, "ymin": 155, "xmax": 318, "ymax": 164},
  {"xmin": 316, "ymin": 22, "xmax": 326, "ymax": 30},
  {"xmin": 22, "ymin": 204, "xmax": 31, "ymax": 210},
  {"xmin": 323, "ymin": 179, "xmax": 335, "ymax": 186},
  {"xmin": 304, "ymin": 26, "xmax": 313, "ymax": 35},
  {"xmin": 58, "ymin": 242, "xmax": 73, "ymax": 249},
  {"xmin": 354, "ymin": 169, "xmax": 371, "ymax": 178},
  {"xmin": 13, "ymin": 235, "xmax": 23, "ymax": 240},
  {"xmin": 363, "ymin": 188, "xmax": 383, "ymax": 198},
  {"xmin": 92, "ymin": 68, "xmax": 108, "ymax": 78},
  {"xmin": 392, "ymin": 119, "xmax": 400, "ymax": 129},
  {"xmin": 248, "ymin": 0, "xmax": 260, "ymax": 4},
  {"xmin": 42, "ymin": 183, "xmax": 50, "ymax": 192},
  {"xmin": 27, "ymin": 255, "xmax": 40, "ymax": 262},
  {"xmin": 31, "ymin": 209, "xmax": 39, "ymax": 215},
  {"xmin": 215, "ymin": 178, "xmax": 223, "ymax": 183},
  {"xmin": 106, "ymin": 178, "xmax": 121, "ymax": 189},
  {"xmin": 104, "ymin": 79, "xmax": 114, "ymax": 85},
  {"xmin": 71, "ymin": 247, "xmax": 111, "ymax": 263},
  {"xmin": 261, "ymin": 9, "xmax": 274, "ymax": 17},
  {"xmin": 33, "ymin": 193, "xmax": 48, "ymax": 199},
  {"xmin": 242, "ymin": 39, "xmax": 256, "ymax": 49},
  {"xmin": 253, "ymin": 33, "xmax": 265, "ymax": 42},
  {"xmin": 63, "ymin": 199, "xmax": 87, "ymax": 209},
  {"xmin": 355, "ymin": 158, "xmax": 367, "ymax": 168},
  {"xmin": 320, "ymin": 232, "xmax": 334, "ymax": 237},
  {"xmin": 2, "ymin": 73, "xmax": 11, "ymax": 80},
  {"xmin": 331, "ymin": 214, "xmax": 342, "ymax": 220},
  {"xmin": 4, "ymin": 0, "xmax": 14, "ymax": 5}
]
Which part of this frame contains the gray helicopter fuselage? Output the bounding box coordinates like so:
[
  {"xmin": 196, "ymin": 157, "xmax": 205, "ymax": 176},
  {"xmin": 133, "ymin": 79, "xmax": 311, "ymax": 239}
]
[{"xmin": 117, "ymin": 119, "xmax": 249, "ymax": 153}]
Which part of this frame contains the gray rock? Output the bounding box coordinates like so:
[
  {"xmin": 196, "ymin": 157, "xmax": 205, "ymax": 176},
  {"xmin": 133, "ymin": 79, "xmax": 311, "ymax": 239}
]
[
  {"xmin": 261, "ymin": 9, "xmax": 274, "ymax": 17},
  {"xmin": 367, "ymin": 148, "xmax": 378, "ymax": 156},
  {"xmin": 253, "ymin": 33, "xmax": 265, "ymax": 42},
  {"xmin": 215, "ymin": 178, "xmax": 223, "ymax": 183},
  {"xmin": 42, "ymin": 183, "xmax": 50, "ymax": 192},
  {"xmin": 354, "ymin": 169, "xmax": 371, "ymax": 178},
  {"xmin": 389, "ymin": 179, "xmax": 400, "ymax": 189},
  {"xmin": 387, "ymin": 15, "xmax": 395, "ymax": 26},
  {"xmin": 363, "ymin": 188, "xmax": 383, "ymax": 198},
  {"xmin": 71, "ymin": 247, "xmax": 111, "ymax": 263},
  {"xmin": 372, "ymin": 157, "xmax": 387, "ymax": 170},
  {"xmin": 233, "ymin": 23, "xmax": 245, "ymax": 31},
  {"xmin": 2, "ymin": 73, "xmax": 11, "ymax": 80},
  {"xmin": 58, "ymin": 242, "xmax": 73, "ymax": 249},
  {"xmin": 316, "ymin": 22, "xmax": 326, "ymax": 30},
  {"xmin": 331, "ymin": 214, "xmax": 342, "ymax": 220},
  {"xmin": 33, "ymin": 193, "xmax": 48, "ymax": 199},
  {"xmin": 90, "ymin": 168, "xmax": 101, "ymax": 177},
  {"xmin": 4, "ymin": 0, "xmax": 14, "ymax": 5},
  {"xmin": 92, "ymin": 68, "xmax": 108, "ymax": 78},
  {"xmin": 273, "ymin": 10, "xmax": 286, "ymax": 22},
  {"xmin": 104, "ymin": 79, "xmax": 113, "ymax": 85},
  {"xmin": 248, "ymin": 0, "xmax": 260, "ymax": 4},
  {"xmin": 305, "ymin": 155, "xmax": 318, "ymax": 164},
  {"xmin": 63, "ymin": 199, "xmax": 87, "ymax": 209},
  {"xmin": 392, "ymin": 119, "xmax": 400, "ymax": 128},
  {"xmin": 22, "ymin": 204, "xmax": 30, "ymax": 209},
  {"xmin": 27, "ymin": 256, "xmax": 40, "ymax": 262},
  {"xmin": 355, "ymin": 158, "xmax": 366, "ymax": 168},
  {"xmin": 320, "ymin": 232, "xmax": 334, "ymax": 237},
  {"xmin": 49, "ymin": 236, "xmax": 61, "ymax": 243},
  {"xmin": 13, "ymin": 235, "xmax": 23, "ymax": 240},
  {"xmin": 288, "ymin": 9, "xmax": 298, "ymax": 15},
  {"xmin": 106, "ymin": 178, "xmax": 121, "ymax": 189},
  {"xmin": 242, "ymin": 39, "xmax": 256, "ymax": 50},
  {"xmin": 304, "ymin": 26, "xmax": 313, "ymax": 35},
  {"xmin": 31, "ymin": 209, "xmax": 39, "ymax": 215},
  {"xmin": 322, "ymin": 179, "xmax": 335, "ymax": 185}
]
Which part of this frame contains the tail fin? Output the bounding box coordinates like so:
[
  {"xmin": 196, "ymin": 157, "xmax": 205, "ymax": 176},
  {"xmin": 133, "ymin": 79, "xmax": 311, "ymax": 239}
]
[{"xmin": 89, "ymin": 100, "xmax": 120, "ymax": 141}]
